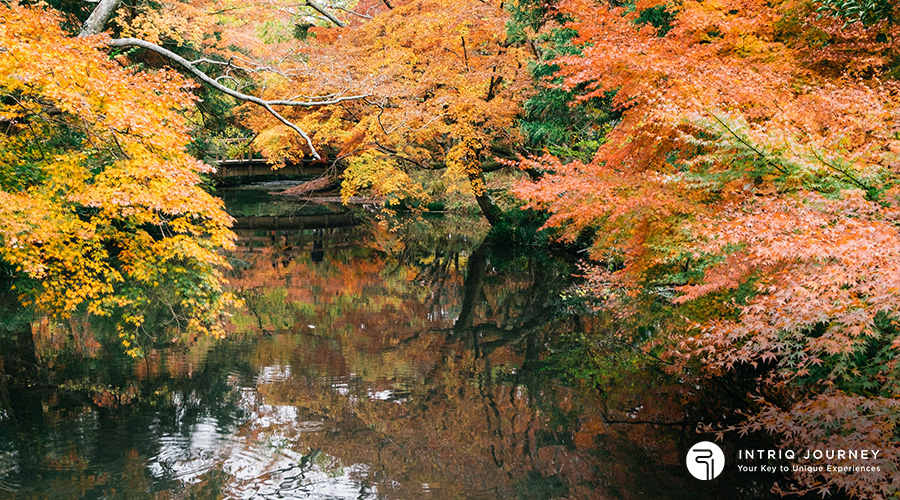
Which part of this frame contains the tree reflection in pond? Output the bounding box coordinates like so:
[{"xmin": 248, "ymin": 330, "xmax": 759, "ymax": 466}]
[{"xmin": 0, "ymin": 209, "xmax": 778, "ymax": 499}]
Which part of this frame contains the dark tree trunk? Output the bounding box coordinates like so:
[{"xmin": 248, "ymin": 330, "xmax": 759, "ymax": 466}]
[
  {"xmin": 468, "ymin": 169, "xmax": 502, "ymax": 226},
  {"xmin": 15, "ymin": 324, "xmax": 35, "ymax": 370}
]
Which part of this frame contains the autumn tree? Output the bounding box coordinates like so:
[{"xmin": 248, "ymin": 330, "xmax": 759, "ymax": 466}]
[
  {"xmin": 51, "ymin": 0, "xmax": 533, "ymax": 224},
  {"xmin": 0, "ymin": 0, "xmax": 533, "ymax": 361},
  {"xmin": 0, "ymin": 3, "xmax": 236, "ymax": 355},
  {"xmin": 223, "ymin": 0, "xmax": 532, "ymax": 224},
  {"xmin": 1, "ymin": 0, "xmax": 376, "ymax": 348},
  {"xmin": 514, "ymin": 0, "xmax": 900, "ymax": 497}
]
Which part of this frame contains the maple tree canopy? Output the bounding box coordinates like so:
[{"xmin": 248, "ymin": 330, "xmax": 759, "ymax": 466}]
[
  {"xmin": 0, "ymin": 3, "xmax": 236, "ymax": 355},
  {"xmin": 514, "ymin": 0, "xmax": 900, "ymax": 496}
]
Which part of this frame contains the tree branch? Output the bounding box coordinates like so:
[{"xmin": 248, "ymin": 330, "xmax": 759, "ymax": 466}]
[
  {"xmin": 303, "ymin": 0, "xmax": 347, "ymax": 27},
  {"xmin": 79, "ymin": 0, "xmax": 123, "ymax": 37},
  {"xmin": 708, "ymin": 112, "xmax": 787, "ymax": 175},
  {"xmin": 810, "ymin": 148, "xmax": 874, "ymax": 197},
  {"xmin": 332, "ymin": 6, "xmax": 373, "ymax": 20},
  {"xmin": 108, "ymin": 38, "xmax": 367, "ymax": 159}
]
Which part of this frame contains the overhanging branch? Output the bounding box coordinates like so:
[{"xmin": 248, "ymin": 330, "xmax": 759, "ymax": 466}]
[{"xmin": 109, "ymin": 38, "xmax": 368, "ymax": 159}]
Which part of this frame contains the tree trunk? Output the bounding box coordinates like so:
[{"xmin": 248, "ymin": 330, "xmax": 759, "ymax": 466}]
[{"xmin": 468, "ymin": 169, "xmax": 502, "ymax": 226}]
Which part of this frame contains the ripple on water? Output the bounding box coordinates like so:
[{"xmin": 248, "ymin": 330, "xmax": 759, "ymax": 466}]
[
  {"xmin": 226, "ymin": 461, "xmax": 377, "ymax": 500},
  {"xmin": 149, "ymin": 417, "xmax": 230, "ymax": 483},
  {"xmin": 256, "ymin": 364, "xmax": 292, "ymax": 384}
]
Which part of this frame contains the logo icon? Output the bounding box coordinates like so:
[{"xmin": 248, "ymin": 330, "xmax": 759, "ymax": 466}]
[{"xmin": 686, "ymin": 441, "xmax": 725, "ymax": 480}]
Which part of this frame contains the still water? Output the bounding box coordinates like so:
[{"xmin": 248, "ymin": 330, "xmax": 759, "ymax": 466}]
[{"xmin": 0, "ymin": 184, "xmax": 778, "ymax": 499}]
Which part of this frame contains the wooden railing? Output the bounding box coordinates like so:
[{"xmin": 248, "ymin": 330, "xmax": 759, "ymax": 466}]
[{"xmin": 208, "ymin": 138, "xmax": 328, "ymax": 179}]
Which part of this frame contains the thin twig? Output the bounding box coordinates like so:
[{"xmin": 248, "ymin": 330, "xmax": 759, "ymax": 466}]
[
  {"xmin": 708, "ymin": 112, "xmax": 787, "ymax": 175},
  {"xmin": 810, "ymin": 148, "xmax": 873, "ymax": 196}
]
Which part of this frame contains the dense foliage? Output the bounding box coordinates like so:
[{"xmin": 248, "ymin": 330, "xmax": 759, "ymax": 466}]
[
  {"xmin": 229, "ymin": 0, "xmax": 532, "ymax": 222},
  {"xmin": 0, "ymin": 4, "xmax": 235, "ymax": 355},
  {"xmin": 2, "ymin": 0, "xmax": 900, "ymax": 496},
  {"xmin": 514, "ymin": 0, "xmax": 900, "ymax": 496}
]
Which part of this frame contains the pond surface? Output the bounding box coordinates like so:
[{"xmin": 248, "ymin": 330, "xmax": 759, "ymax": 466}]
[{"xmin": 0, "ymin": 184, "xmax": 782, "ymax": 499}]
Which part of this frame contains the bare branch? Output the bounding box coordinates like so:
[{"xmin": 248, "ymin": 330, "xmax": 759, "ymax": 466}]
[
  {"xmin": 108, "ymin": 38, "xmax": 368, "ymax": 159},
  {"xmin": 215, "ymin": 75, "xmax": 240, "ymax": 85},
  {"xmin": 364, "ymin": 97, "xmax": 442, "ymax": 136},
  {"xmin": 303, "ymin": 0, "xmax": 347, "ymax": 27},
  {"xmin": 331, "ymin": 5, "xmax": 372, "ymax": 20}
]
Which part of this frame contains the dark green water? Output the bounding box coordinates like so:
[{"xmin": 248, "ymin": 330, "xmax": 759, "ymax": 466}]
[{"xmin": 0, "ymin": 184, "xmax": 783, "ymax": 499}]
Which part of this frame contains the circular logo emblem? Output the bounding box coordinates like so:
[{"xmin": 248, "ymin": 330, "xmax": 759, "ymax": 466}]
[{"xmin": 686, "ymin": 441, "xmax": 725, "ymax": 480}]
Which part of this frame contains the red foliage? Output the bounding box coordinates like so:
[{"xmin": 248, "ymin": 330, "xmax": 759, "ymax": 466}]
[{"xmin": 514, "ymin": 0, "xmax": 900, "ymax": 496}]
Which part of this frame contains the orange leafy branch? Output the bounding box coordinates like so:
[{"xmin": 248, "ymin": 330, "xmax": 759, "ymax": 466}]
[
  {"xmin": 513, "ymin": 0, "xmax": 900, "ymax": 495},
  {"xmin": 0, "ymin": 2, "xmax": 238, "ymax": 353}
]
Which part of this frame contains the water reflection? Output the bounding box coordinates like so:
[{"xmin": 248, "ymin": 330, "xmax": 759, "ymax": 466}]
[{"xmin": 0, "ymin": 194, "xmax": 779, "ymax": 499}]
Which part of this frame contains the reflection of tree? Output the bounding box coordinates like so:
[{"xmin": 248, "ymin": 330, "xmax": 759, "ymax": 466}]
[
  {"xmin": 220, "ymin": 215, "xmax": 586, "ymax": 497},
  {"xmin": 451, "ymin": 241, "xmax": 557, "ymax": 360},
  {"xmin": 0, "ymin": 213, "xmax": 778, "ymax": 499},
  {"xmin": 0, "ymin": 328, "xmax": 257, "ymax": 499},
  {"xmin": 0, "ymin": 285, "xmax": 39, "ymax": 384},
  {"xmin": 220, "ymin": 215, "xmax": 751, "ymax": 499}
]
